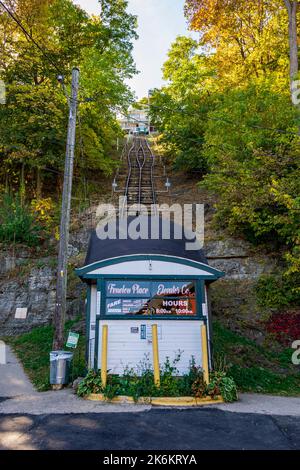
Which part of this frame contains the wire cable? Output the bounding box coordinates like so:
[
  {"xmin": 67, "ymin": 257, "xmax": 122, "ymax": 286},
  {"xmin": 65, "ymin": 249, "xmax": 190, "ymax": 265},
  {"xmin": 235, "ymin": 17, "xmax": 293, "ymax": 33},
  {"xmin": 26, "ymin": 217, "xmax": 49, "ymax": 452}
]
[
  {"xmin": 149, "ymin": 103, "xmax": 300, "ymax": 138},
  {"xmin": 0, "ymin": 0, "xmax": 62, "ymax": 75}
]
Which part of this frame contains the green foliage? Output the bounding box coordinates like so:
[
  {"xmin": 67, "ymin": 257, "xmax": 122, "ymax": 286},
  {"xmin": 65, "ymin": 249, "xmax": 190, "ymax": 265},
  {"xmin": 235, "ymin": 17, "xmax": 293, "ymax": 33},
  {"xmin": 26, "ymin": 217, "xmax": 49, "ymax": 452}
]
[
  {"xmin": 77, "ymin": 369, "xmax": 103, "ymax": 397},
  {"xmin": 152, "ymin": 4, "xmax": 300, "ymax": 302},
  {"xmin": 76, "ymin": 353, "xmax": 238, "ymax": 403},
  {"xmin": 0, "ymin": 0, "xmax": 137, "ymax": 198},
  {"xmin": 150, "ymin": 37, "xmax": 214, "ymax": 173},
  {"xmin": 0, "ymin": 194, "xmax": 42, "ymax": 246},
  {"xmin": 229, "ymin": 365, "xmax": 300, "ymax": 395},
  {"xmin": 255, "ymin": 274, "xmax": 300, "ymax": 309},
  {"xmin": 213, "ymin": 320, "xmax": 300, "ymax": 396},
  {"xmin": 201, "ymin": 82, "xmax": 299, "ymax": 244},
  {"xmin": 207, "ymin": 371, "xmax": 238, "ymax": 403}
]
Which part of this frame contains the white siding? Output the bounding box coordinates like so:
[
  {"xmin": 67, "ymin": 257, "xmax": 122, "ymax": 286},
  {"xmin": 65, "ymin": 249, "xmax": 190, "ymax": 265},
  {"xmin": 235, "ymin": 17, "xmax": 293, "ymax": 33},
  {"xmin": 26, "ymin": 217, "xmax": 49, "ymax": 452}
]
[
  {"xmin": 88, "ymin": 285, "xmax": 97, "ymax": 369},
  {"xmin": 97, "ymin": 320, "xmax": 203, "ymax": 375},
  {"xmin": 88, "ymin": 259, "xmax": 215, "ymax": 277}
]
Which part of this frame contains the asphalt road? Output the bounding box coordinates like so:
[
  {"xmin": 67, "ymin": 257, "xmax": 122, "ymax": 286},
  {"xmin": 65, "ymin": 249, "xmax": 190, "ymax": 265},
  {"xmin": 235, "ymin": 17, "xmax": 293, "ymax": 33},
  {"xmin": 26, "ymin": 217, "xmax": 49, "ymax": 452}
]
[{"xmin": 0, "ymin": 408, "xmax": 300, "ymax": 450}]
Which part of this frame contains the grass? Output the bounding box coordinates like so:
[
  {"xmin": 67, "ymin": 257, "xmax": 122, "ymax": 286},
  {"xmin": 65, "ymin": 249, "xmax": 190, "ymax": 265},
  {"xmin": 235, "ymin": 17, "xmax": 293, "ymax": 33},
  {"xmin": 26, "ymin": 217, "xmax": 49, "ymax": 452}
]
[
  {"xmin": 2, "ymin": 319, "xmax": 300, "ymax": 396},
  {"xmin": 2, "ymin": 320, "xmax": 86, "ymax": 391},
  {"xmin": 213, "ymin": 320, "xmax": 300, "ymax": 396}
]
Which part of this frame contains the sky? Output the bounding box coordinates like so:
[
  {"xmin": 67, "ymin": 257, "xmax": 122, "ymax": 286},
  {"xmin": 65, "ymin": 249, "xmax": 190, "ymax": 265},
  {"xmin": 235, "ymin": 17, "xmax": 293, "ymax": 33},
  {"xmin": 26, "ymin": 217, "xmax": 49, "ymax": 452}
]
[{"xmin": 76, "ymin": 0, "xmax": 196, "ymax": 99}]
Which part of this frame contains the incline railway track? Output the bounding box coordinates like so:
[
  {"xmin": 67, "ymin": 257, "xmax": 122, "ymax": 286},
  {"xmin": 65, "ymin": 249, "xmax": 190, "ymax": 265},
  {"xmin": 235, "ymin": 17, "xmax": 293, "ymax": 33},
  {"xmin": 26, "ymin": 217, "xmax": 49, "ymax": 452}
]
[{"xmin": 121, "ymin": 137, "xmax": 157, "ymax": 216}]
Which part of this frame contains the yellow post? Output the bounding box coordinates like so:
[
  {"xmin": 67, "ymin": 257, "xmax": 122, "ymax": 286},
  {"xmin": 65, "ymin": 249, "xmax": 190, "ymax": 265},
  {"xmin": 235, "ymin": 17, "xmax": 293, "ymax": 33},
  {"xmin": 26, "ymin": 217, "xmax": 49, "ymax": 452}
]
[
  {"xmin": 152, "ymin": 324, "xmax": 160, "ymax": 387},
  {"xmin": 101, "ymin": 325, "xmax": 108, "ymax": 387},
  {"xmin": 201, "ymin": 323, "xmax": 209, "ymax": 385}
]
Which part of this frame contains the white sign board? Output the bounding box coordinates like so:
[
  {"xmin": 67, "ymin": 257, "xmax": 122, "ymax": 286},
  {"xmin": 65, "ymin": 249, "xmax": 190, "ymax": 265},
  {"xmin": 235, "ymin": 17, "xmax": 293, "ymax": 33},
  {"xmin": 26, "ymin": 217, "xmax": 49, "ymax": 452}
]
[
  {"xmin": 0, "ymin": 340, "xmax": 6, "ymax": 364},
  {"xmin": 15, "ymin": 308, "xmax": 28, "ymax": 319}
]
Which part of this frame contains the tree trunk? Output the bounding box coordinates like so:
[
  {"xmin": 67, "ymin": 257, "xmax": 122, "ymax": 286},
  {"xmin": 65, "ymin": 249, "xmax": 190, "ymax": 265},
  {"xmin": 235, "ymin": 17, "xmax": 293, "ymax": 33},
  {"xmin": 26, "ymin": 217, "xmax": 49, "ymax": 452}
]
[
  {"xmin": 284, "ymin": 1, "xmax": 299, "ymax": 87},
  {"xmin": 36, "ymin": 168, "xmax": 42, "ymax": 199},
  {"xmin": 5, "ymin": 172, "xmax": 9, "ymax": 194},
  {"xmin": 20, "ymin": 162, "xmax": 25, "ymax": 206}
]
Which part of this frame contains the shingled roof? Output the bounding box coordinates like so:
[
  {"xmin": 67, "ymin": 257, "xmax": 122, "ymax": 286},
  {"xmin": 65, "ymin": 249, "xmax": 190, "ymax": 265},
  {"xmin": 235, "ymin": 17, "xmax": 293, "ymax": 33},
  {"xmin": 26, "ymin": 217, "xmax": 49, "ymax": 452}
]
[{"xmin": 83, "ymin": 215, "xmax": 208, "ymax": 267}]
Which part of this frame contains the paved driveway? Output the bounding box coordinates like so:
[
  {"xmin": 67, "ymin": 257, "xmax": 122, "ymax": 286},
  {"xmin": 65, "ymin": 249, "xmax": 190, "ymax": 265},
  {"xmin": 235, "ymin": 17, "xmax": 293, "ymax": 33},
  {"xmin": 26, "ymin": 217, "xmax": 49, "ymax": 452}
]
[{"xmin": 0, "ymin": 409, "xmax": 299, "ymax": 450}]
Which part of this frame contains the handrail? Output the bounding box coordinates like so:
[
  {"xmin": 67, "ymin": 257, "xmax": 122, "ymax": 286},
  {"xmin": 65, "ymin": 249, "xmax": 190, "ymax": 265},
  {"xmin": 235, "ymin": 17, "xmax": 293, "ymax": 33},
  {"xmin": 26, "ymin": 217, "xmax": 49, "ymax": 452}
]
[{"xmin": 121, "ymin": 140, "xmax": 135, "ymax": 216}]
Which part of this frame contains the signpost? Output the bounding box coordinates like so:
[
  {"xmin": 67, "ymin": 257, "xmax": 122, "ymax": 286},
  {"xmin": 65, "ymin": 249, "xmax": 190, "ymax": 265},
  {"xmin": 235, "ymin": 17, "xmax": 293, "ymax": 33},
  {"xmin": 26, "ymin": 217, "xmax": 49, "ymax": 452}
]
[{"xmin": 66, "ymin": 331, "xmax": 79, "ymax": 349}]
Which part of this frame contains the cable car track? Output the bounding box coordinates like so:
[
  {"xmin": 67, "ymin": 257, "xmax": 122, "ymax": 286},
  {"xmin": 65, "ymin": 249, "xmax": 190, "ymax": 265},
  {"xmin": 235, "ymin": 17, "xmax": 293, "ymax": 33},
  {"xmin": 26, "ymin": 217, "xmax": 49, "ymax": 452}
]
[{"xmin": 122, "ymin": 137, "xmax": 157, "ymax": 216}]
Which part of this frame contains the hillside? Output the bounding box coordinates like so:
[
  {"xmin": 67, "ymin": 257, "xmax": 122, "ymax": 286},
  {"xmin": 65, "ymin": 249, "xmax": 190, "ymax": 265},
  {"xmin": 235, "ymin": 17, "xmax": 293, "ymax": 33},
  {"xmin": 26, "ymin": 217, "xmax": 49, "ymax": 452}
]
[{"xmin": 1, "ymin": 148, "xmax": 299, "ymax": 395}]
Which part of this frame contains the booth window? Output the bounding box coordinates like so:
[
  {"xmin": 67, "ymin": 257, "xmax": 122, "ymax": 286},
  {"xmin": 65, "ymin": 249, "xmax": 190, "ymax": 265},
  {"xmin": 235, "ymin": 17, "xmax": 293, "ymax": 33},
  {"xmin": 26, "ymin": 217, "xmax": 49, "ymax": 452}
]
[{"xmin": 104, "ymin": 280, "xmax": 197, "ymax": 317}]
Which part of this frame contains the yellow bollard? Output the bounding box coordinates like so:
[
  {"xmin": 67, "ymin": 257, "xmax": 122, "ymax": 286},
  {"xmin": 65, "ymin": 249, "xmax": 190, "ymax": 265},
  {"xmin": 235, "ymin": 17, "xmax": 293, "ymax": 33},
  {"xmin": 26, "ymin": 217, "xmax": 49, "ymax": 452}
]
[
  {"xmin": 201, "ymin": 323, "xmax": 209, "ymax": 385},
  {"xmin": 152, "ymin": 324, "xmax": 160, "ymax": 387},
  {"xmin": 101, "ymin": 325, "xmax": 108, "ymax": 388}
]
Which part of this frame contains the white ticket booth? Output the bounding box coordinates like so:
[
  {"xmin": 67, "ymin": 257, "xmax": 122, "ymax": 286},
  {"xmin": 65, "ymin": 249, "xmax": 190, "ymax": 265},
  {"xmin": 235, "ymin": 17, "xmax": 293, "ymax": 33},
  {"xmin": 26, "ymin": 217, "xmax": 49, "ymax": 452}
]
[{"xmin": 76, "ymin": 216, "xmax": 224, "ymax": 374}]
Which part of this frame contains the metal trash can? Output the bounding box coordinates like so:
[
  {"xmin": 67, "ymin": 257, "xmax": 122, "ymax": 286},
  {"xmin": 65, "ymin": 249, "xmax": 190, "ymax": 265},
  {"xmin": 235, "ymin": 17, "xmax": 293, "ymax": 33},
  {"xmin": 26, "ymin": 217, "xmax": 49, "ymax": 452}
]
[{"xmin": 50, "ymin": 351, "xmax": 73, "ymax": 385}]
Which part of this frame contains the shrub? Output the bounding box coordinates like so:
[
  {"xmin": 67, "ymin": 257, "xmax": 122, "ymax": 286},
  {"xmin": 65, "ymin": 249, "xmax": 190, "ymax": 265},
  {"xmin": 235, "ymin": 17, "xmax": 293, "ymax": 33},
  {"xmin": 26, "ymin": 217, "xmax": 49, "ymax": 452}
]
[
  {"xmin": 30, "ymin": 197, "xmax": 56, "ymax": 233},
  {"xmin": 265, "ymin": 311, "xmax": 300, "ymax": 346},
  {"xmin": 256, "ymin": 274, "xmax": 300, "ymax": 309},
  {"xmin": 0, "ymin": 194, "xmax": 42, "ymax": 246},
  {"xmin": 207, "ymin": 371, "xmax": 238, "ymax": 402},
  {"xmin": 77, "ymin": 354, "xmax": 238, "ymax": 403},
  {"xmin": 77, "ymin": 369, "xmax": 102, "ymax": 397}
]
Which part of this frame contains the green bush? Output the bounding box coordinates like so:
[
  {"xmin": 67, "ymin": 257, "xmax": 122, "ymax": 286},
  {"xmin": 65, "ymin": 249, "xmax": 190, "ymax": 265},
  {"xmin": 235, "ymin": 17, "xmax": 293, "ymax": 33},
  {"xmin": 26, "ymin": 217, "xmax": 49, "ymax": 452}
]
[
  {"xmin": 77, "ymin": 369, "xmax": 103, "ymax": 397},
  {"xmin": 207, "ymin": 371, "xmax": 238, "ymax": 402},
  {"xmin": 0, "ymin": 194, "xmax": 42, "ymax": 246},
  {"xmin": 77, "ymin": 354, "xmax": 238, "ymax": 403},
  {"xmin": 255, "ymin": 274, "xmax": 300, "ymax": 309}
]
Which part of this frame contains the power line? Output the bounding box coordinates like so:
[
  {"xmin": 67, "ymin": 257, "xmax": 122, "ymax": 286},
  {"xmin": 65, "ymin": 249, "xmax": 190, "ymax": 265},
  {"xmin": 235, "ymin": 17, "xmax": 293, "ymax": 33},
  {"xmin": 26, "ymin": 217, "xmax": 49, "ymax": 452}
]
[
  {"xmin": 150, "ymin": 104, "xmax": 300, "ymax": 138},
  {"xmin": 0, "ymin": 0, "xmax": 62, "ymax": 75}
]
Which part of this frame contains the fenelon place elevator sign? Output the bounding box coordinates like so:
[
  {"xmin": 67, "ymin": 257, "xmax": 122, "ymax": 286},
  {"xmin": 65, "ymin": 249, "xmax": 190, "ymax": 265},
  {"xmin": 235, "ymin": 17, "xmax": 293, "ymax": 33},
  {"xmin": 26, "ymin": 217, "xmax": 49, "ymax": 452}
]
[{"xmin": 105, "ymin": 280, "xmax": 197, "ymax": 317}]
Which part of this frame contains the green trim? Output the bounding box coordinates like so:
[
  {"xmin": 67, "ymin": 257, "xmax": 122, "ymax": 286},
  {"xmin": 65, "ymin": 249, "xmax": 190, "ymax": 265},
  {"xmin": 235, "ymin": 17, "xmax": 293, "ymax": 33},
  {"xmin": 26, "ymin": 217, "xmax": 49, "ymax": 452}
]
[
  {"xmin": 75, "ymin": 254, "xmax": 225, "ymax": 279},
  {"xmin": 196, "ymin": 280, "xmax": 203, "ymax": 318},
  {"xmin": 85, "ymin": 286, "xmax": 91, "ymax": 366},
  {"xmin": 93, "ymin": 280, "xmax": 103, "ymax": 370},
  {"xmin": 94, "ymin": 315, "xmax": 100, "ymax": 371}
]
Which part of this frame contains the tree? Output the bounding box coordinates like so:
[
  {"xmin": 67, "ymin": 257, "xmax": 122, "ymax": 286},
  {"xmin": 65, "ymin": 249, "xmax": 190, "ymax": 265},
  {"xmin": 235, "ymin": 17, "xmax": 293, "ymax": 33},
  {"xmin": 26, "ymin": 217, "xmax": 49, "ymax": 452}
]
[
  {"xmin": 184, "ymin": 0, "xmax": 289, "ymax": 88},
  {"xmin": 283, "ymin": 1, "xmax": 299, "ymax": 83},
  {"xmin": 150, "ymin": 36, "xmax": 215, "ymax": 173},
  {"xmin": 0, "ymin": 0, "xmax": 137, "ymax": 198}
]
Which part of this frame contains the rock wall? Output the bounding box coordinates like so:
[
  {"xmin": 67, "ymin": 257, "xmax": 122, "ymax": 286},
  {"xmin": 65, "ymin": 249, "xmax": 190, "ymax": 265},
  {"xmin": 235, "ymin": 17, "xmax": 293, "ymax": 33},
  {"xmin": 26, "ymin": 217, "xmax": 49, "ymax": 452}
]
[
  {"xmin": 204, "ymin": 237, "xmax": 277, "ymax": 280},
  {"xmin": 0, "ymin": 225, "xmax": 278, "ymax": 338},
  {"xmin": 0, "ymin": 225, "xmax": 90, "ymax": 336},
  {"xmin": 204, "ymin": 237, "xmax": 278, "ymax": 342}
]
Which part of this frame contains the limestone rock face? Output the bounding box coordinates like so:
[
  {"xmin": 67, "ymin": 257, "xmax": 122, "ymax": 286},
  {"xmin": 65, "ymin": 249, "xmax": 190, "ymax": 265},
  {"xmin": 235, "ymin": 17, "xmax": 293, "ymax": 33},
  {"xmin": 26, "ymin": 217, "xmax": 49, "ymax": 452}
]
[
  {"xmin": 204, "ymin": 237, "xmax": 277, "ymax": 280},
  {"xmin": 0, "ymin": 251, "xmax": 86, "ymax": 336},
  {"xmin": 205, "ymin": 238, "xmax": 252, "ymax": 258},
  {"xmin": 202, "ymin": 236, "xmax": 279, "ymax": 342}
]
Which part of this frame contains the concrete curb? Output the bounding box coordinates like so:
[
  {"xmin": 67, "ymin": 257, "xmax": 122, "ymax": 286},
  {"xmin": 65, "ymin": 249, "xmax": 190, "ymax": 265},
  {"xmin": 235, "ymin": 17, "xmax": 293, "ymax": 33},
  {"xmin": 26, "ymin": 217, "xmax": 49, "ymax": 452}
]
[{"xmin": 86, "ymin": 393, "xmax": 224, "ymax": 406}]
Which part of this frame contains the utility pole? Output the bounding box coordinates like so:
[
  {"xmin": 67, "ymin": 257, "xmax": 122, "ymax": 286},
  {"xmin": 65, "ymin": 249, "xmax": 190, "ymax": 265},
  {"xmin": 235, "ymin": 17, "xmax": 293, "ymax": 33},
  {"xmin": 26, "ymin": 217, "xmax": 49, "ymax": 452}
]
[
  {"xmin": 53, "ymin": 67, "xmax": 80, "ymax": 350},
  {"xmin": 148, "ymin": 89, "xmax": 154, "ymax": 135}
]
